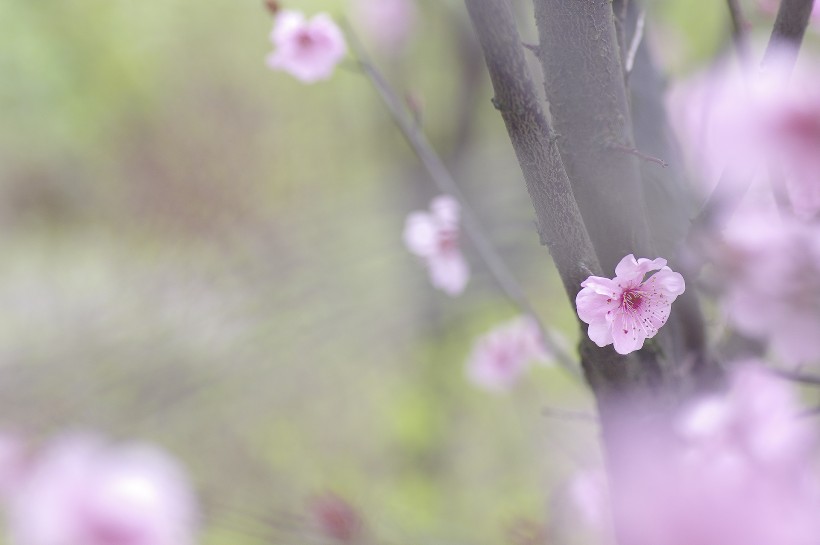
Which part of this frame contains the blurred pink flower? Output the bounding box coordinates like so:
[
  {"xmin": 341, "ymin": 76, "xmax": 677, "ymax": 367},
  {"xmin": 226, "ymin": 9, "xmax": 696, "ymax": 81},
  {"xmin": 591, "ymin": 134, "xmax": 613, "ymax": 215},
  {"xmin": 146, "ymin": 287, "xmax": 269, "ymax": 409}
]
[
  {"xmin": 567, "ymin": 469, "xmax": 610, "ymax": 530},
  {"xmin": 0, "ymin": 432, "xmax": 29, "ymax": 501},
  {"xmin": 576, "ymin": 255, "xmax": 685, "ymax": 355},
  {"xmin": 308, "ymin": 492, "xmax": 362, "ymax": 543},
  {"xmin": 403, "ymin": 195, "xmax": 469, "ymax": 296},
  {"xmin": 266, "ymin": 10, "xmax": 347, "ymax": 83},
  {"xmin": 350, "ymin": 0, "xmax": 417, "ymax": 52},
  {"xmin": 466, "ymin": 316, "xmax": 552, "ymax": 392},
  {"xmin": 678, "ymin": 364, "xmax": 813, "ymax": 467},
  {"xmin": 669, "ymin": 51, "xmax": 820, "ymax": 216},
  {"xmin": 720, "ymin": 208, "xmax": 820, "ymax": 365},
  {"xmin": 9, "ymin": 433, "xmax": 198, "ymax": 545},
  {"xmin": 609, "ymin": 363, "xmax": 820, "ymax": 545}
]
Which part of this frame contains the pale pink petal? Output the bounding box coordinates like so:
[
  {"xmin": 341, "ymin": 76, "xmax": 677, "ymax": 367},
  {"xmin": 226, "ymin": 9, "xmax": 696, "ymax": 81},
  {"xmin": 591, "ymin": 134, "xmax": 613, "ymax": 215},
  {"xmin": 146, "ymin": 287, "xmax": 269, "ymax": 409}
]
[
  {"xmin": 644, "ymin": 268, "xmax": 686, "ymax": 297},
  {"xmin": 587, "ymin": 319, "xmax": 614, "ymax": 347},
  {"xmin": 270, "ymin": 10, "xmax": 306, "ymax": 45},
  {"xmin": 611, "ymin": 312, "xmax": 648, "ymax": 354},
  {"xmin": 613, "ymin": 254, "xmax": 641, "ymax": 280},
  {"xmin": 579, "ymin": 276, "xmax": 620, "ymax": 297},
  {"xmin": 430, "ymin": 195, "xmax": 460, "ymax": 229},
  {"xmin": 402, "ymin": 212, "xmax": 437, "ymax": 258},
  {"xmin": 351, "ymin": 0, "xmax": 417, "ymax": 52},
  {"xmin": 575, "ymin": 289, "xmax": 619, "ymax": 325},
  {"xmin": 428, "ymin": 252, "xmax": 468, "ymax": 296}
]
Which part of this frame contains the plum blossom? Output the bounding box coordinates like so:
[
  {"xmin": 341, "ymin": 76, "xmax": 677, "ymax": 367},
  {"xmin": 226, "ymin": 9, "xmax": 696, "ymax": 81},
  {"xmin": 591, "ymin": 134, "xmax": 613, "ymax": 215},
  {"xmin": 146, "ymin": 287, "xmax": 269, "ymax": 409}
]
[
  {"xmin": 8, "ymin": 433, "xmax": 198, "ymax": 545},
  {"xmin": 350, "ymin": 0, "xmax": 417, "ymax": 52},
  {"xmin": 466, "ymin": 316, "xmax": 552, "ymax": 392},
  {"xmin": 576, "ymin": 255, "xmax": 685, "ymax": 355},
  {"xmin": 719, "ymin": 207, "xmax": 820, "ymax": 365},
  {"xmin": 403, "ymin": 195, "xmax": 469, "ymax": 296},
  {"xmin": 669, "ymin": 50, "xmax": 820, "ymax": 216},
  {"xmin": 308, "ymin": 492, "xmax": 362, "ymax": 543},
  {"xmin": 566, "ymin": 469, "xmax": 609, "ymax": 530},
  {"xmin": 266, "ymin": 10, "xmax": 347, "ymax": 83},
  {"xmin": 607, "ymin": 363, "xmax": 820, "ymax": 545}
]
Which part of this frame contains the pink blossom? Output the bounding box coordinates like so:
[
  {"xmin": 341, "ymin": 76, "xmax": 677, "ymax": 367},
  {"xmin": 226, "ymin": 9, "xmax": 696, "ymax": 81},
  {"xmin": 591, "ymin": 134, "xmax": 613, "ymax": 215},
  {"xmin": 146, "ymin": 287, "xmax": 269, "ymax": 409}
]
[
  {"xmin": 466, "ymin": 316, "xmax": 551, "ymax": 392},
  {"xmin": 350, "ymin": 0, "xmax": 417, "ymax": 52},
  {"xmin": 669, "ymin": 51, "xmax": 820, "ymax": 216},
  {"xmin": 8, "ymin": 433, "xmax": 198, "ymax": 545},
  {"xmin": 266, "ymin": 10, "xmax": 347, "ymax": 83},
  {"xmin": 677, "ymin": 364, "xmax": 813, "ymax": 467},
  {"xmin": 608, "ymin": 363, "xmax": 820, "ymax": 545},
  {"xmin": 308, "ymin": 492, "xmax": 362, "ymax": 543},
  {"xmin": 566, "ymin": 469, "xmax": 609, "ymax": 530},
  {"xmin": 575, "ymin": 255, "xmax": 685, "ymax": 355},
  {"xmin": 720, "ymin": 208, "xmax": 820, "ymax": 365},
  {"xmin": 403, "ymin": 195, "xmax": 469, "ymax": 296}
]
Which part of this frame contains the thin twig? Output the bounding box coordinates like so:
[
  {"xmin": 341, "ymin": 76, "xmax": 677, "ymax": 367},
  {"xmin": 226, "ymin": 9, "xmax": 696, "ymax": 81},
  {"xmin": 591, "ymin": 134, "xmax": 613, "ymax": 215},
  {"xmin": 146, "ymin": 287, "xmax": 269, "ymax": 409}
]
[
  {"xmin": 541, "ymin": 406, "xmax": 598, "ymax": 423},
  {"xmin": 769, "ymin": 367, "xmax": 820, "ymax": 386},
  {"xmin": 624, "ymin": 8, "xmax": 646, "ymax": 76},
  {"xmin": 726, "ymin": 0, "xmax": 752, "ymax": 64},
  {"xmin": 608, "ymin": 144, "xmax": 667, "ymax": 168},
  {"xmin": 343, "ymin": 23, "xmax": 581, "ymax": 378},
  {"xmin": 763, "ymin": 0, "xmax": 816, "ymax": 68}
]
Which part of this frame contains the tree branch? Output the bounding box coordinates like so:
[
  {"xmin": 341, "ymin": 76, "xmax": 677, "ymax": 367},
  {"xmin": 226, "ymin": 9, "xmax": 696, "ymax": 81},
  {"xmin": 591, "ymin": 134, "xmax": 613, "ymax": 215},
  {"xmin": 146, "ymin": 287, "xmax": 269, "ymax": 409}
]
[
  {"xmin": 464, "ymin": 0, "xmax": 663, "ymax": 409},
  {"xmin": 726, "ymin": 0, "xmax": 752, "ymax": 64},
  {"xmin": 343, "ymin": 24, "xmax": 580, "ymax": 377},
  {"xmin": 763, "ymin": 0, "xmax": 815, "ymax": 68},
  {"xmin": 615, "ymin": 0, "xmax": 717, "ymax": 388},
  {"xmin": 533, "ymin": 0, "xmax": 652, "ymax": 277}
]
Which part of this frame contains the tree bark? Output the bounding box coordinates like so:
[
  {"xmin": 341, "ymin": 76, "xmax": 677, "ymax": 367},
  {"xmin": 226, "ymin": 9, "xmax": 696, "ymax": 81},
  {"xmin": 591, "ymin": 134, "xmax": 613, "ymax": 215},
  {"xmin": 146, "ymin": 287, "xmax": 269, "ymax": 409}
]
[
  {"xmin": 532, "ymin": 0, "xmax": 652, "ymax": 275},
  {"xmin": 464, "ymin": 0, "xmax": 662, "ymax": 410}
]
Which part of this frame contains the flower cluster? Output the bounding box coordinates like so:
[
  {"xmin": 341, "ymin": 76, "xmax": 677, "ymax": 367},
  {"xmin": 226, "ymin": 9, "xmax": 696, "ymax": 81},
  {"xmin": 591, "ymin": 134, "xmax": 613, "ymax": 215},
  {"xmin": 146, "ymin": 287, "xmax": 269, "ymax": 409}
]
[
  {"xmin": 576, "ymin": 255, "xmax": 685, "ymax": 355},
  {"xmin": 718, "ymin": 207, "xmax": 820, "ymax": 365},
  {"xmin": 570, "ymin": 364, "xmax": 820, "ymax": 545},
  {"xmin": 403, "ymin": 195, "xmax": 469, "ymax": 296},
  {"xmin": 465, "ymin": 316, "xmax": 552, "ymax": 392},
  {"xmin": 670, "ymin": 49, "xmax": 820, "ymax": 218}
]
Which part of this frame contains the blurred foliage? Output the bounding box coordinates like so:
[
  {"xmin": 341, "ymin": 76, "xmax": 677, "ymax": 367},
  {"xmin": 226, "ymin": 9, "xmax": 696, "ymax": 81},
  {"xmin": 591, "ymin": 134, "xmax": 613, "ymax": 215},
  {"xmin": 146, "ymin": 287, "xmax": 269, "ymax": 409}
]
[{"xmin": 0, "ymin": 0, "xmax": 795, "ymax": 543}]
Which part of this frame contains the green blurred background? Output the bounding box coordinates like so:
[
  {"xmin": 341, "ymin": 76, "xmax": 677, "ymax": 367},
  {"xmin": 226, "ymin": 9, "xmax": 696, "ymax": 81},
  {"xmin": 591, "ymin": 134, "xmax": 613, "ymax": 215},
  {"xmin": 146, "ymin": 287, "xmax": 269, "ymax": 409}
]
[{"xmin": 0, "ymin": 0, "xmax": 781, "ymax": 543}]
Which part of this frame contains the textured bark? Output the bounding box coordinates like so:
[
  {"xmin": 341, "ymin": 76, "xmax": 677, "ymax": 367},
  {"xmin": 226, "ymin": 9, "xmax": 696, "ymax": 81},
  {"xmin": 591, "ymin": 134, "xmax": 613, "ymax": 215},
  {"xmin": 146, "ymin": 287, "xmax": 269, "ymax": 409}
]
[
  {"xmin": 615, "ymin": 0, "xmax": 719, "ymax": 389},
  {"xmin": 533, "ymin": 0, "xmax": 652, "ymax": 275},
  {"xmin": 464, "ymin": 0, "xmax": 662, "ymax": 406}
]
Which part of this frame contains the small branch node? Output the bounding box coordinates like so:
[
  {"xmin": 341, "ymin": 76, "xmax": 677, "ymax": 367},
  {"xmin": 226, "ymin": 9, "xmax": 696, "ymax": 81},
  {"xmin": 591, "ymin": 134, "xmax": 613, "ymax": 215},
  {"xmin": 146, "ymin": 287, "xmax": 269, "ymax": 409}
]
[
  {"xmin": 608, "ymin": 143, "xmax": 668, "ymax": 168},
  {"xmin": 522, "ymin": 42, "xmax": 541, "ymax": 57}
]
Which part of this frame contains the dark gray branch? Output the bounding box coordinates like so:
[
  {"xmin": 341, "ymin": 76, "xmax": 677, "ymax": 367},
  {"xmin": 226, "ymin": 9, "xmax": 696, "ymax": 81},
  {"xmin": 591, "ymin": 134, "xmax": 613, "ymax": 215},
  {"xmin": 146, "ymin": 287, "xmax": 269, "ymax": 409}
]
[
  {"xmin": 616, "ymin": 0, "xmax": 717, "ymax": 388},
  {"xmin": 726, "ymin": 0, "xmax": 752, "ymax": 63},
  {"xmin": 343, "ymin": 24, "xmax": 580, "ymax": 376},
  {"xmin": 533, "ymin": 0, "xmax": 652, "ymax": 276},
  {"xmin": 763, "ymin": 0, "xmax": 815, "ymax": 67},
  {"xmin": 464, "ymin": 0, "xmax": 661, "ymax": 403}
]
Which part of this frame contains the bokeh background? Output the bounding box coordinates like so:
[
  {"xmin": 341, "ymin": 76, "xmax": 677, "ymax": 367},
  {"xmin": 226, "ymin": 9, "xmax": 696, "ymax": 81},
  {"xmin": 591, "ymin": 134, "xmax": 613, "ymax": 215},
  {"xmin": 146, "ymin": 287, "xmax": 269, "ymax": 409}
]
[{"xmin": 0, "ymin": 1, "xmax": 797, "ymax": 543}]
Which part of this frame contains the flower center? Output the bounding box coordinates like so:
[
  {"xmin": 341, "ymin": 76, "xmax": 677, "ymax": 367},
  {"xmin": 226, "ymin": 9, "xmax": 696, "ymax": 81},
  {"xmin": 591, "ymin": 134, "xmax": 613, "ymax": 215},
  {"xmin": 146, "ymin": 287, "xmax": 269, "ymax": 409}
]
[
  {"xmin": 437, "ymin": 228, "xmax": 458, "ymax": 254},
  {"xmin": 296, "ymin": 30, "xmax": 315, "ymax": 48},
  {"xmin": 622, "ymin": 290, "xmax": 643, "ymax": 311}
]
